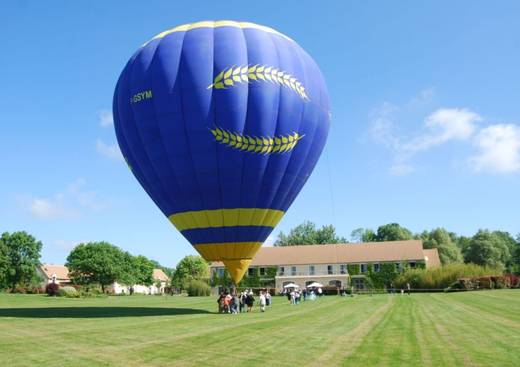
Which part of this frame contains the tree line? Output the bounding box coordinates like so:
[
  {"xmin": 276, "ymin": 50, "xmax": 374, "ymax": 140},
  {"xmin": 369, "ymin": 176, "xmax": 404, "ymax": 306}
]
[
  {"xmin": 0, "ymin": 232, "xmax": 174, "ymax": 293},
  {"xmin": 275, "ymin": 221, "xmax": 520, "ymax": 273}
]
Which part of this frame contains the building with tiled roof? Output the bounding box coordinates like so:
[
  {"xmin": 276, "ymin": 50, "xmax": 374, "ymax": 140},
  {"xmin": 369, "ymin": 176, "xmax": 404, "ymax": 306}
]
[{"xmin": 210, "ymin": 240, "xmax": 440, "ymax": 290}]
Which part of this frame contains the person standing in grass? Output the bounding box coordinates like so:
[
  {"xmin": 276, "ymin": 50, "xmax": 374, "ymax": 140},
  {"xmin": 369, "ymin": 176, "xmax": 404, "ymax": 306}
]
[
  {"xmin": 239, "ymin": 291, "xmax": 245, "ymax": 313},
  {"xmin": 266, "ymin": 290, "xmax": 271, "ymax": 306},
  {"xmin": 406, "ymin": 283, "xmax": 411, "ymax": 295},
  {"xmin": 246, "ymin": 290, "xmax": 255, "ymax": 312},
  {"xmin": 259, "ymin": 291, "xmax": 266, "ymax": 312}
]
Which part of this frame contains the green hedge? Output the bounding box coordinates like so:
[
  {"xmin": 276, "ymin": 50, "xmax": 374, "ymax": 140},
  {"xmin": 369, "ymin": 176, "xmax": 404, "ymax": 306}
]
[
  {"xmin": 186, "ymin": 280, "xmax": 211, "ymax": 296},
  {"xmin": 395, "ymin": 263, "xmax": 503, "ymax": 289}
]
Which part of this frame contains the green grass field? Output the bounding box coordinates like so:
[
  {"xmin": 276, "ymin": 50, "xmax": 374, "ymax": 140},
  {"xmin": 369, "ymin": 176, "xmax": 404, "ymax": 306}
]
[{"xmin": 0, "ymin": 291, "xmax": 519, "ymax": 366}]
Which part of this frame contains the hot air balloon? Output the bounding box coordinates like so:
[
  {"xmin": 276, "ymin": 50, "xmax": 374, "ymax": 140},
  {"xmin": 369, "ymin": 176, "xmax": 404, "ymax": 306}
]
[{"xmin": 113, "ymin": 21, "xmax": 330, "ymax": 284}]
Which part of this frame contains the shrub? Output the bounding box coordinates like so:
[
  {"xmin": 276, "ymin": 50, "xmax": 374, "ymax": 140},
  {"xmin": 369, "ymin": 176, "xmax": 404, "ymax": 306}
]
[
  {"xmin": 186, "ymin": 280, "xmax": 211, "ymax": 297},
  {"xmin": 58, "ymin": 286, "xmax": 79, "ymax": 298},
  {"xmin": 395, "ymin": 263, "xmax": 502, "ymax": 290},
  {"xmin": 45, "ymin": 283, "xmax": 60, "ymax": 296},
  {"xmin": 505, "ymin": 274, "xmax": 520, "ymax": 288},
  {"xmin": 27, "ymin": 287, "xmax": 43, "ymax": 294}
]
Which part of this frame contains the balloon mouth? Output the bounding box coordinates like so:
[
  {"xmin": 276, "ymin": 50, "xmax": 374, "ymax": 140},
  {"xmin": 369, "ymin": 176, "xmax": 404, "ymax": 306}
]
[
  {"xmin": 194, "ymin": 242, "xmax": 262, "ymax": 284},
  {"xmin": 222, "ymin": 259, "xmax": 252, "ymax": 284}
]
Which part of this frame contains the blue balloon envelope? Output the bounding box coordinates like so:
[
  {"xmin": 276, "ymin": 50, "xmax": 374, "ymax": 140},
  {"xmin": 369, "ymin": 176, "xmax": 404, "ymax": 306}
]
[{"xmin": 113, "ymin": 21, "xmax": 330, "ymax": 282}]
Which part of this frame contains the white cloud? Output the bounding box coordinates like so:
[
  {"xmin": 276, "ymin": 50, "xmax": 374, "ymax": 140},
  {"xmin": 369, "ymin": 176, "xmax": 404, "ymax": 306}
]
[
  {"xmin": 96, "ymin": 139, "xmax": 123, "ymax": 161},
  {"xmin": 369, "ymin": 96, "xmax": 483, "ymax": 175},
  {"xmin": 469, "ymin": 124, "xmax": 520, "ymax": 173},
  {"xmin": 19, "ymin": 179, "xmax": 105, "ymax": 220},
  {"xmin": 28, "ymin": 197, "xmax": 79, "ymax": 220},
  {"xmin": 99, "ymin": 109, "xmax": 113, "ymax": 128},
  {"xmin": 400, "ymin": 108, "xmax": 481, "ymax": 155}
]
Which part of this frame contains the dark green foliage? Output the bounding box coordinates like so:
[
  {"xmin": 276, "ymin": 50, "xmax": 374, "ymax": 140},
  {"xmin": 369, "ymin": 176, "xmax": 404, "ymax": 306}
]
[
  {"xmin": 0, "ymin": 231, "xmax": 42, "ymax": 292},
  {"xmin": 171, "ymin": 255, "xmax": 210, "ymax": 290},
  {"xmin": 347, "ymin": 264, "xmax": 359, "ymax": 275},
  {"xmin": 66, "ymin": 242, "xmax": 134, "ymax": 291},
  {"xmin": 418, "ymin": 228, "xmax": 463, "ymax": 264},
  {"xmin": 210, "ymin": 269, "xmax": 233, "ymax": 288},
  {"xmin": 463, "ymin": 230, "xmax": 511, "ymax": 270},
  {"xmin": 374, "ymin": 223, "xmax": 413, "ymax": 242},
  {"xmin": 131, "ymin": 255, "xmax": 155, "ymax": 286},
  {"xmin": 351, "ymin": 223, "xmax": 412, "ymax": 243},
  {"xmin": 350, "ymin": 228, "xmax": 377, "ymax": 242},
  {"xmin": 186, "ymin": 279, "xmax": 211, "ymax": 296},
  {"xmin": 367, "ymin": 263, "xmax": 400, "ymax": 289},
  {"xmin": 275, "ymin": 221, "xmax": 347, "ymax": 246},
  {"xmin": 0, "ymin": 240, "xmax": 7, "ymax": 289}
]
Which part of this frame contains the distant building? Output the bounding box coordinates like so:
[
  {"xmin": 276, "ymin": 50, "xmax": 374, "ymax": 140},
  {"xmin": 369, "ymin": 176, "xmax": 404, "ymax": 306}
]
[
  {"xmin": 110, "ymin": 268, "xmax": 170, "ymax": 295},
  {"xmin": 37, "ymin": 263, "xmax": 170, "ymax": 294},
  {"xmin": 210, "ymin": 240, "xmax": 440, "ymax": 291},
  {"xmin": 37, "ymin": 264, "xmax": 71, "ymax": 288}
]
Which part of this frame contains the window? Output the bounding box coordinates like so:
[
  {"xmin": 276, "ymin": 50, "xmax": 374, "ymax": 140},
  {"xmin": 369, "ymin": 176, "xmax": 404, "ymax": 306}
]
[
  {"xmin": 409, "ymin": 262, "xmax": 416, "ymax": 269},
  {"xmin": 340, "ymin": 264, "xmax": 347, "ymax": 274},
  {"xmin": 374, "ymin": 263, "xmax": 381, "ymax": 273},
  {"xmin": 360, "ymin": 264, "xmax": 367, "ymax": 273},
  {"xmin": 248, "ymin": 267, "xmax": 255, "ymax": 276},
  {"xmin": 353, "ymin": 278, "xmax": 365, "ymax": 290},
  {"xmin": 395, "ymin": 262, "xmax": 402, "ymax": 271},
  {"xmin": 279, "ymin": 266, "xmax": 285, "ymax": 275},
  {"xmin": 309, "ymin": 265, "xmax": 315, "ymax": 275},
  {"xmin": 291, "ymin": 266, "xmax": 297, "ymax": 276},
  {"xmin": 327, "ymin": 265, "xmax": 333, "ymax": 275},
  {"xmin": 329, "ymin": 280, "xmax": 342, "ymax": 287},
  {"xmin": 217, "ymin": 268, "xmax": 225, "ymax": 277},
  {"xmin": 259, "ymin": 267, "xmax": 266, "ymax": 276}
]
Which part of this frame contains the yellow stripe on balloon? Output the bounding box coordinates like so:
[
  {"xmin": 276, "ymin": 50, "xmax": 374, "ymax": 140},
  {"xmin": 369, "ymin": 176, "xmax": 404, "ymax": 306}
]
[
  {"xmin": 168, "ymin": 208, "xmax": 284, "ymax": 231},
  {"xmin": 194, "ymin": 242, "xmax": 262, "ymax": 261},
  {"xmin": 142, "ymin": 20, "xmax": 293, "ymax": 47}
]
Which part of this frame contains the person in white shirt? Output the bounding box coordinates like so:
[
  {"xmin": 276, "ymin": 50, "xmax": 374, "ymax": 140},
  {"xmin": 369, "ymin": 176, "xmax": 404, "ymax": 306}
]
[{"xmin": 259, "ymin": 291, "xmax": 266, "ymax": 312}]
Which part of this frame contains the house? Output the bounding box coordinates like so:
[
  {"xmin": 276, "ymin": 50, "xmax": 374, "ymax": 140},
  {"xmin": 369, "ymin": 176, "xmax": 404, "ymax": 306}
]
[
  {"xmin": 37, "ymin": 263, "xmax": 170, "ymax": 294},
  {"xmin": 107, "ymin": 268, "xmax": 170, "ymax": 295},
  {"xmin": 37, "ymin": 264, "xmax": 71, "ymax": 288},
  {"xmin": 210, "ymin": 240, "xmax": 441, "ymax": 291}
]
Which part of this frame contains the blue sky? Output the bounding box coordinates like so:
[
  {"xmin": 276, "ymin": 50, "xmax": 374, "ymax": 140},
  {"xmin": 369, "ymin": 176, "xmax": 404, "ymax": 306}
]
[{"xmin": 1, "ymin": 1, "xmax": 519, "ymax": 267}]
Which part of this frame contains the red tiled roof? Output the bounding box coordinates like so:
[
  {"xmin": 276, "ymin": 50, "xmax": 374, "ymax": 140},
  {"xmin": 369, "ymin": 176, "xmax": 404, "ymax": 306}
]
[{"xmin": 211, "ymin": 240, "xmax": 428, "ymax": 267}]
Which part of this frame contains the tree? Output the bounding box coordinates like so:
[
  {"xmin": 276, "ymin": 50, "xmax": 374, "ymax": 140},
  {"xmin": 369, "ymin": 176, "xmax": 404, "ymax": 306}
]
[
  {"xmin": 492, "ymin": 231, "xmax": 516, "ymax": 272},
  {"xmin": 66, "ymin": 242, "xmax": 130, "ymax": 292},
  {"xmin": 513, "ymin": 234, "xmax": 520, "ymax": 275},
  {"xmin": 171, "ymin": 255, "xmax": 210, "ymax": 290},
  {"xmin": 275, "ymin": 221, "xmax": 347, "ymax": 246},
  {"xmin": 350, "ymin": 228, "xmax": 376, "ymax": 242},
  {"xmin": 0, "ymin": 240, "xmax": 9, "ymax": 289},
  {"xmin": 463, "ymin": 230, "xmax": 510, "ymax": 270},
  {"xmin": 374, "ymin": 223, "xmax": 413, "ymax": 242},
  {"xmin": 418, "ymin": 228, "xmax": 463, "ymax": 265},
  {"xmin": 0, "ymin": 231, "xmax": 42, "ymax": 292},
  {"xmin": 132, "ymin": 255, "xmax": 154, "ymax": 286}
]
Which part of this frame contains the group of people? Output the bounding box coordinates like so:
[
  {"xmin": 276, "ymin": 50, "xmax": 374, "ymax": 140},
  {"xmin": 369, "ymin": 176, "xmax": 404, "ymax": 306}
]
[
  {"xmin": 282, "ymin": 287, "xmax": 323, "ymax": 304},
  {"xmin": 217, "ymin": 289, "xmax": 272, "ymax": 313}
]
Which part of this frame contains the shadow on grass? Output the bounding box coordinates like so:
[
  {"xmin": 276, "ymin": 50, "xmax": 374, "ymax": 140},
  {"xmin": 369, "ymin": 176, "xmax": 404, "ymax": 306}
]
[{"xmin": 0, "ymin": 307, "xmax": 213, "ymax": 318}]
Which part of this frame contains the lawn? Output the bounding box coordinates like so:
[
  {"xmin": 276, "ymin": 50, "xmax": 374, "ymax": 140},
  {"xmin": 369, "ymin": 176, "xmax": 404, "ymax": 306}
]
[{"xmin": 0, "ymin": 291, "xmax": 519, "ymax": 366}]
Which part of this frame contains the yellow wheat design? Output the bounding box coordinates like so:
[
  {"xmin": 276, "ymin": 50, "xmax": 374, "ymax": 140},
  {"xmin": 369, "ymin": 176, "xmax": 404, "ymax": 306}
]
[
  {"xmin": 207, "ymin": 65, "xmax": 309, "ymax": 101},
  {"xmin": 210, "ymin": 126, "xmax": 303, "ymax": 154}
]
